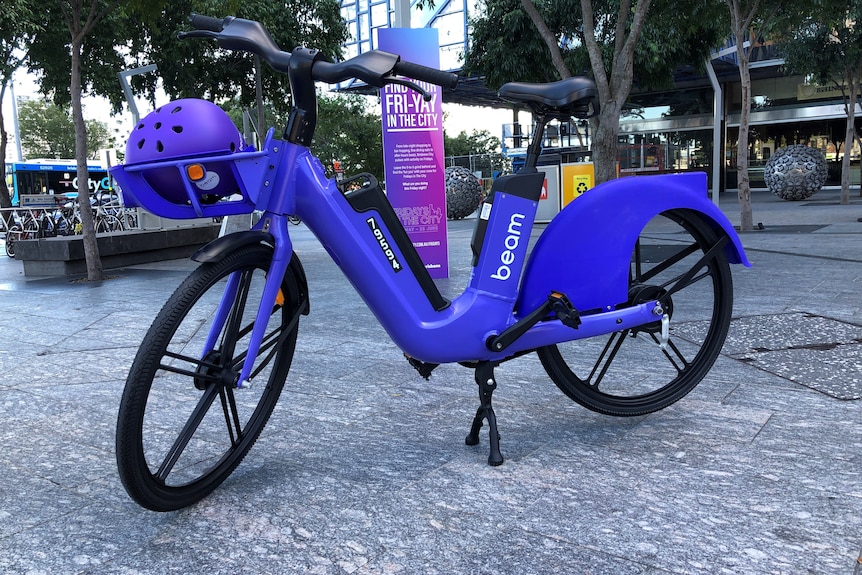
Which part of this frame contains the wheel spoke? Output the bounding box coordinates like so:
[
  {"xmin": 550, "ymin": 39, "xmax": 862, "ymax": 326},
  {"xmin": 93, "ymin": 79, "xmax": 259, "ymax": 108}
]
[
  {"xmin": 647, "ymin": 333, "xmax": 689, "ymax": 373},
  {"xmin": 219, "ymin": 270, "xmax": 254, "ymax": 361},
  {"xmin": 238, "ymin": 299, "xmax": 306, "ymax": 381},
  {"xmin": 537, "ymin": 210, "xmax": 733, "ymax": 417},
  {"xmin": 587, "ymin": 330, "xmax": 629, "ymax": 389},
  {"xmin": 218, "ymin": 387, "xmax": 243, "ymax": 446},
  {"xmin": 154, "ymin": 383, "xmax": 220, "ymax": 482},
  {"xmin": 159, "ymin": 350, "xmax": 222, "ymax": 382},
  {"xmin": 636, "ymin": 241, "xmax": 699, "ymax": 283},
  {"xmin": 660, "ymin": 236, "xmax": 727, "ymax": 297},
  {"xmin": 633, "ymin": 239, "xmax": 643, "ymax": 282}
]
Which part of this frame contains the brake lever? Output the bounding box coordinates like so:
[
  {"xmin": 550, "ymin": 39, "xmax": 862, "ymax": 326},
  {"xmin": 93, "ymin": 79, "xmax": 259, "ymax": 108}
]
[
  {"xmin": 387, "ymin": 77, "xmax": 432, "ymax": 102},
  {"xmin": 177, "ymin": 30, "xmax": 219, "ymax": 41}
]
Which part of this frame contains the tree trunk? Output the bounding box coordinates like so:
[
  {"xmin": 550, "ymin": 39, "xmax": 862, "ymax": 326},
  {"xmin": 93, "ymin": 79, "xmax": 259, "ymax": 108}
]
[
  {"xmin": 520, "ymin": 0, "xmax": 651, "ymax": 184},
  {"xmin": 728, "ymin": 0, "xmax": 755, "ymax": 232},
  {"xmin": 520, "ymin": 0, "xmax": 571, "ymax": 79},
  {"xmin": 580, "ymin": 0, "xmax": 652, "ymax": 184},
  {"xmin": 71, "ymin": 36, "xmax": 103, "ymax": 281},
  {"xmin": 0, "ymin": 82, "xmax": 13, "ymax": 211},
  {"xmin": 736, "ymin": 45, "xmax": 753, "ymax": 231},
  {"xmin": 839, "ymin": 58, "xmax": 861, "ymax": 206},
  {"xmin": 592, "ymin": 104, "xmax": 623, "ymax": 183}
]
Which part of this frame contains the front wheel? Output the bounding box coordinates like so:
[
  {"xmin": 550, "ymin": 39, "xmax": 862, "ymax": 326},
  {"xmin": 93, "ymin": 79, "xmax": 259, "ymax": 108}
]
[
  {"xmin": 116, "ymin": 245, "xmax": 305, "ymax": 511},
  {"xmin": 96, "ymin": 214, "xmax": 123, "ymax": 233},
  {"xmin": 538, "ymin": 210, "xmax": 733, "ymax": 416}
]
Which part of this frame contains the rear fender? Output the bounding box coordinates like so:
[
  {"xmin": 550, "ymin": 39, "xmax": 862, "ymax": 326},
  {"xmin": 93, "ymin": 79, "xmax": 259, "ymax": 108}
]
[{"xmin": 516, "ymin": 172, "xmax": 750, "ymax": 316}]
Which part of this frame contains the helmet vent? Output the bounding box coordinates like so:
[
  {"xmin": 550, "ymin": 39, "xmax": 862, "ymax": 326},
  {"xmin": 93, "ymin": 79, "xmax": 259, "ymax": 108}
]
[{"xmin": 125, "ymin": 99, "xmax": 242, "ymax": 168}]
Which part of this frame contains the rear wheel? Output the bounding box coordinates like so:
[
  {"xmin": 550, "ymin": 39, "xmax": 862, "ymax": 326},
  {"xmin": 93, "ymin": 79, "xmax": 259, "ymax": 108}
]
[
  {"xmin": 538, "ymin": 210, "xmax": 733, "ymax": 416},
  {"xmin": 4, "ymin": 225, "xmax": 20, "ymax": 257},
  {"xmin": 116, "ymin": 245, "xmax": 305, "ymax": 511}
]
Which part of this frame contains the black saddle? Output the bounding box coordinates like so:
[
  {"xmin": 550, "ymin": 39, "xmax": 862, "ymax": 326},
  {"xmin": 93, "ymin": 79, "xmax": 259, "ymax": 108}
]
[{"xmin": 498, "ymin": 77, "xmax": 599, "ymax": 119}]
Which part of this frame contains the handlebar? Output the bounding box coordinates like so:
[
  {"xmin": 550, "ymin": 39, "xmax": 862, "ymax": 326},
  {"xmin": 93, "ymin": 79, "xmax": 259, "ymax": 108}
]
[
  {"xmin": 184, "ymin": 14, "xmax": 459, "ymax": 91},
  {"xmin": 393, "ymin": 61, "xmax": 459, "ymax": 90},
  {"xmin": 188, "ymin": 14, "xmax": 229, "ymax": 32}
]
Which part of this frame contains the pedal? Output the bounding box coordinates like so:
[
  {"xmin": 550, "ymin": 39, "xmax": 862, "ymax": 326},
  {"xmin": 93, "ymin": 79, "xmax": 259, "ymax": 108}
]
[
  {"xmin": 549, "ymin": 292, "xmax": 581, "ymax": 329},
  {"xmin": 487, "ymin": 290, "xmax": 582, "ymax": 353},
  {"xmin": 405, "ymin": 354, "xmax": 438, "ymax": 380}
]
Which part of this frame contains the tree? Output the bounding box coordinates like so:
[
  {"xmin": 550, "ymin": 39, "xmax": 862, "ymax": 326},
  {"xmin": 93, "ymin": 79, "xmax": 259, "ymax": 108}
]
[
  {"xmin": 0, "ymin": 0, "xmax": 40, "ymax": 209},
  {"xmin": 466, "ymin": 0, "xmax": 728, "ymax": 184},
  {"xmin": 312, "ymin": 92, "xmax": 384, "ymax": 181},
  {"xmin": 723, "ymin": 0, "xmax": 782, "ymax": 231},
  {"xmin": 18, "ymin": 98, "xmax": 112, "ymax": 159},
  {"xmin": 444, "ymin": 129, "xmax": 501, "ymax": 158},
  {"xmin": 772, "ymin": 1, "xmax": 862, "ymax": 205},
  {"xmin": 577, "ymin": 0, "xmax": 653, "ymax": 184},
  {"xmin": 21, "ymin": 1, "xmax": 343, "ymax": 281},
  {"xmin": 444, "ymin": 128, "xmax": 507, "ymax": 174},
  {"xmin": 224, "ymin": 91, "xmax": 384, "ymax": 180},
  {"xmin": 148, "ymin": 0, "xmax": 347, "ymax": 115},
  {"xmin": 24, "ymin": 1, "xmax": 163, "ymax": 280}
]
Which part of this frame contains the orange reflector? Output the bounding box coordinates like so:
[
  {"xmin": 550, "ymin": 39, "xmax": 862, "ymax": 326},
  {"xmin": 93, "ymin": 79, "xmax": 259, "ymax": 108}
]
[
  {"xmin": 275, "ymin": 289, "xmax": 285, "ymax": 307},
  {"xmin": 186, "ymin": 164, "xmax": 205, "ymax": 181}
]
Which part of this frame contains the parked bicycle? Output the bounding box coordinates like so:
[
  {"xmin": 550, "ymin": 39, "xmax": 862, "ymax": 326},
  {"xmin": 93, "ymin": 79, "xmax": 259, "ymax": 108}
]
[
  {"xmin": 112, "ymin": 15, "xmax": 750, "ymax": 512},
  {"xmin": 4, "ymin": 208, "xmax": 46, "ymax": 257}
]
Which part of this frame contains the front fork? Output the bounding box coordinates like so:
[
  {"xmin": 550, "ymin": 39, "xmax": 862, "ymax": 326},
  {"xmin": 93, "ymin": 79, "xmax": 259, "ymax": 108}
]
[{"xmin": 202, "ymin": 214, "xmax": 294, "ymax": 388}]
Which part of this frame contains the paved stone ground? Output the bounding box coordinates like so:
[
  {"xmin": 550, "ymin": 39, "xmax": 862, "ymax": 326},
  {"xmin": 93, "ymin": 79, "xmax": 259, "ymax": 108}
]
[{"xmin": 0, "ymin": 189, "xmax": 860, "ymax": 574}]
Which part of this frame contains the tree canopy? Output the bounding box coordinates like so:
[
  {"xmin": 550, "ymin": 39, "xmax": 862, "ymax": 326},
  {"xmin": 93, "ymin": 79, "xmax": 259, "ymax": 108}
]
[
  {"xmin": 0, "ymin": 0, "xmax": 41, "ymax": 207},
  {"xmin": 444, "ymin": 129, "xmax": 501, "ymax": 158},
  {"xmin": 466, "ymin": 0, "xmax": 728, "ymax": 92},
  {"xmin": 17, "ymin": 98, "xmax": 112, "ymax": 159},
  {"xmin": 25, "ymin": 3, "xmax": 152, "ymax": 112},
  {"xmin": 465, "ymin": 0, "xmax": 728, "ymax": 183},
  {"xmin": 312, "ymin": 92, "xmax": 384, "ymax": 181},
  {"xmin": 147, "ymin": 0, "xmax": 347, "ymax": 114},
  {"xmin": 771, "ymin": 0, "xmax": 862, "ymax": 204}
]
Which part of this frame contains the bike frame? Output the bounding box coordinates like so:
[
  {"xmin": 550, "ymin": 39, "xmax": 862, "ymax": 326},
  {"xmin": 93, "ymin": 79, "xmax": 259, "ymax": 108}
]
[{"xmin": 198, "ymin": 130, "xmax": 664, "ymax": 385}]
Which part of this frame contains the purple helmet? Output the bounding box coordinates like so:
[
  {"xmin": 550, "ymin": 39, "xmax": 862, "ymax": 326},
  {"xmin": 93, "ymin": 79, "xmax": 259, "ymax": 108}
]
[{"xmin": 126, "ymin": 99, "xmax": 245, "ymax": 204}]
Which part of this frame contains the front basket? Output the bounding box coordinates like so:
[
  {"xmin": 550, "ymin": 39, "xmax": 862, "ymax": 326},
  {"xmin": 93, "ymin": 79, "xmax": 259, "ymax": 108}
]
[{"xmin": 110, "ymin": 147, "xmax": 273, "ymax": 219}]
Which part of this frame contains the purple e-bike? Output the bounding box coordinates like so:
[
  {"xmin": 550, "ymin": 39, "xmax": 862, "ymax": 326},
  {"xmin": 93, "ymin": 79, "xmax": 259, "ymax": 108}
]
[{"xmin": 113, "ymin": 15, "xmax": 750, "ymax": 511}]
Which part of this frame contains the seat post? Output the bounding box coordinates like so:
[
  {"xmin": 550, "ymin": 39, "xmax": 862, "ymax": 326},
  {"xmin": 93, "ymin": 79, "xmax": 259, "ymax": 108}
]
[{"xmin": 522, "ymin": 114, "xmax": 548, "ymax": 173}]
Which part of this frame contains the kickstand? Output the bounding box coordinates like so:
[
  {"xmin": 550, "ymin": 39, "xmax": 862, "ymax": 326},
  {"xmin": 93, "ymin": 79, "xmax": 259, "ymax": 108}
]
[{"xmin": 464, "ymin": 361, "xmax": 504, "ymax": 466}]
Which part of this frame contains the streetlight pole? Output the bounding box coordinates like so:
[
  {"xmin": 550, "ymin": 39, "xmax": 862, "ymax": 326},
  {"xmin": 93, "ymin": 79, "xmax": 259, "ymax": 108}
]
[{"xmin": 118, "ymin": 64, "xmax": 158, "ymax": 124}]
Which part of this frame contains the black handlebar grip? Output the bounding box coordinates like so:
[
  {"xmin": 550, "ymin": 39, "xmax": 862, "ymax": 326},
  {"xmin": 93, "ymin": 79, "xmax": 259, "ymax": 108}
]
[
  {"xmin": 393, "ymin": 61, "xmax": 458, "ymax": 90},
  {"xmin": 189, "ymin": 13, "xmax": 228, "ymax": 32}
]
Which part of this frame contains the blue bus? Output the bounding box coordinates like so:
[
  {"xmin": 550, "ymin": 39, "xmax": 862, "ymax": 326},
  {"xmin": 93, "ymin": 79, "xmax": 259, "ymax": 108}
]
[{"xmin": 5, "ymin": 159, "xmax": 113, "ymax": 206}]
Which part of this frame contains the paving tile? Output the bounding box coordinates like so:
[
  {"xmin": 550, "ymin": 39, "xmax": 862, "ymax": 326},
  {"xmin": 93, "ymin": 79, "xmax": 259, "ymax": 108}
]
[{"xmin": 0, "ymin": 192, "xmax": 860, "ymax": 574}]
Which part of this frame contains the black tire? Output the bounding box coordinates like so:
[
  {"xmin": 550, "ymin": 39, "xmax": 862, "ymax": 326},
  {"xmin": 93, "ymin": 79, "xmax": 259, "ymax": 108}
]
[
  {"xmin": 116, "ymin": 245, "xmax": 304, "ymax": 511},
  {"xmin": 5, "ymin": 221, "xmax": 39, "ymax": 258},
  {"xmin": 96, "ymin": 215, "xmax": 122, "ymax": 233},
  {"xmin": 538, "ymin": 209, "xmax": 733, "ymax": 416},
  {"xmin": 121, "ymin": 211, "xmax": 138, "ymax": 230},
  {"xmin": 4, "ymin": 225, "xmax": 20, "ymax": 257}
]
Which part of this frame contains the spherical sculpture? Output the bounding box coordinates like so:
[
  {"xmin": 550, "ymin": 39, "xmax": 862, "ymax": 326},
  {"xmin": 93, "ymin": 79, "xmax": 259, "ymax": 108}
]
[
  {"xmin": 763, "ymin": 145, "xmax": 827, "ymax": 201},
  {"xmin": 445, "ymin": 166, "xmax": 485, "ymax": 220}
]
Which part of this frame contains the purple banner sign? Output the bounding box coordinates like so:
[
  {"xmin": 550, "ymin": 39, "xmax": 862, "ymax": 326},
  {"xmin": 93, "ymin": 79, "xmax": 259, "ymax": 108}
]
[{"xmin": 378, "ymin": 27, "xmax": 448, "ymax": 278}]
